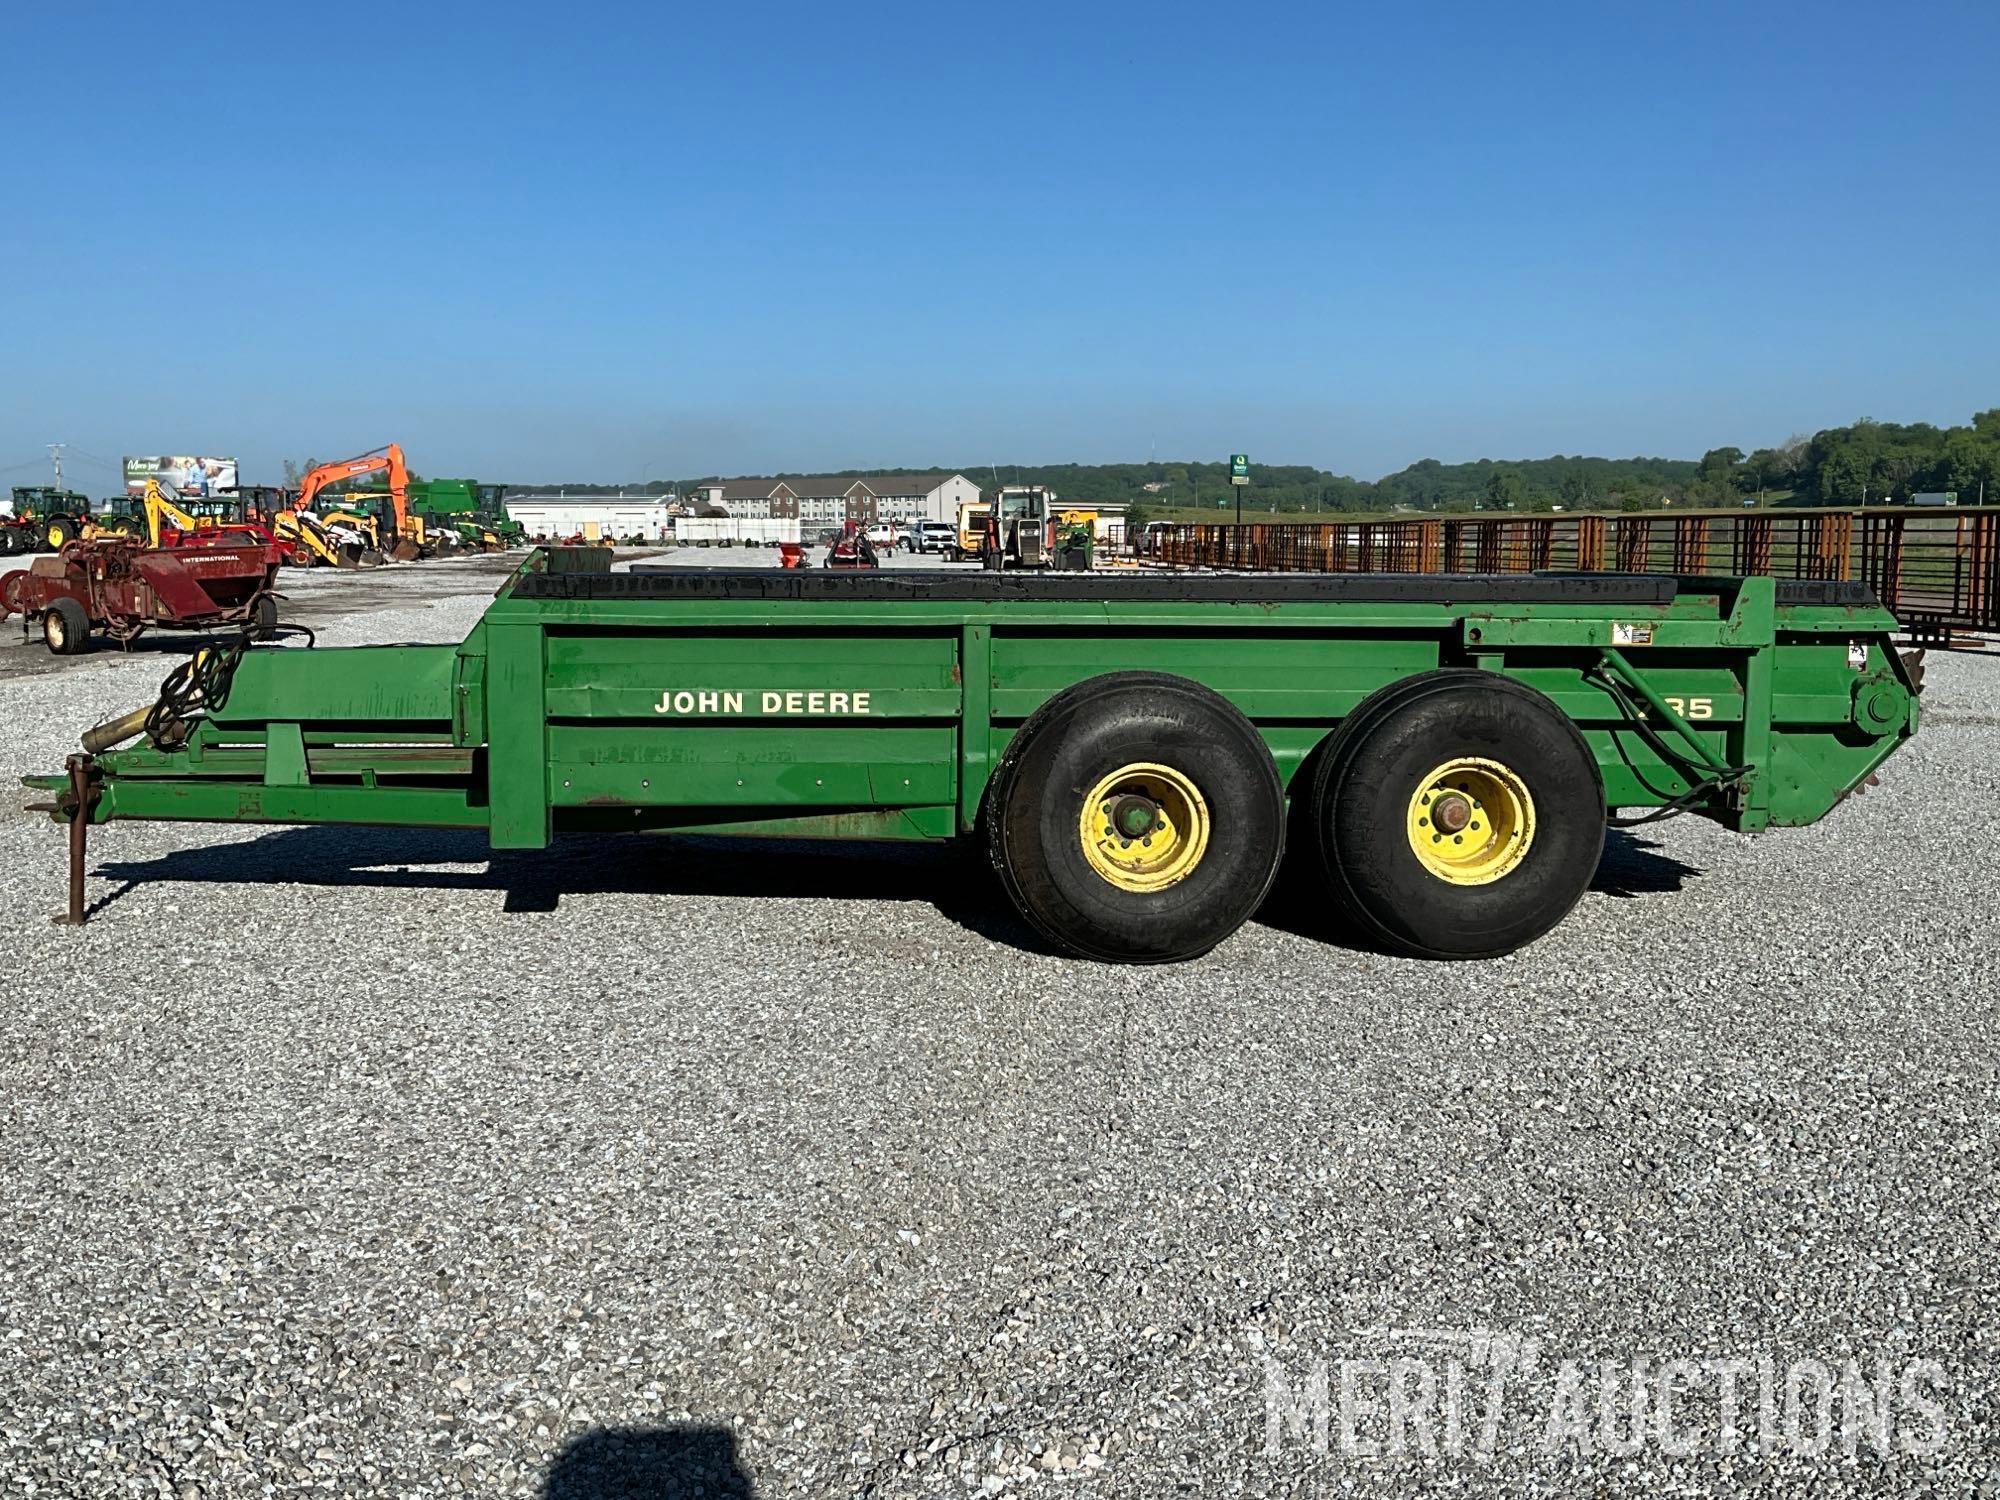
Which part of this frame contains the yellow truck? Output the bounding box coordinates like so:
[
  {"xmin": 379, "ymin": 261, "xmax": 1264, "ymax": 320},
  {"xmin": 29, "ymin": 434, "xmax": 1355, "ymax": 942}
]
[{"xmin": 947, "ymin": 497, "xmax": 993, "ymax": 562}]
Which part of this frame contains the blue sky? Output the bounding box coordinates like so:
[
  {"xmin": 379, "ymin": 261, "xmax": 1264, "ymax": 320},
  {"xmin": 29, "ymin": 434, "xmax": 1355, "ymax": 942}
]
[{"xmin": 3, "ymin": 0, "xmax": 1996, "ymax": 489}]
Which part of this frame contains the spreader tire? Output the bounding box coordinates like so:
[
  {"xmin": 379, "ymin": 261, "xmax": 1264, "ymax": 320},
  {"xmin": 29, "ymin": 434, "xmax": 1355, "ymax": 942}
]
[
  {"xmin": 43, "ymin": 596, "xmax": 92, "ymax": 656},
  {"xmin": 251, "ymin": 594, "xmax": 280, "ymax": 641},
  {"xmin": 1308, "ymin": 671, "xmax": 1603, "ymax": 960},
  {"xmin": 986, "ymin": 672, "xmax": 1285, "ymax": 963}
]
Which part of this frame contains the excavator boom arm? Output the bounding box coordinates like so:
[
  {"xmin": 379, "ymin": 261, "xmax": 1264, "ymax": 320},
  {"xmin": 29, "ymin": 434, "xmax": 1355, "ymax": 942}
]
[
  {"xmin": 142, "ymin": 477, "xmax": 202, "ymax": 549},
  {"xmin": 295, "ymin": 445, "xmax": 410, "ymax": 533}
]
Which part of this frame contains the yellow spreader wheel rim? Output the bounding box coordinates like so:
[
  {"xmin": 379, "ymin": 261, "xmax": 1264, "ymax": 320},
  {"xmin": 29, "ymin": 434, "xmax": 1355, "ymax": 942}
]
[
  {"xmin": 1405, "ymin": 757, "xmax": 1536, "ymax": 886},
  {"xmin": 1078, "ymin": 762, "xmax": 1211, "ymax": 893}
]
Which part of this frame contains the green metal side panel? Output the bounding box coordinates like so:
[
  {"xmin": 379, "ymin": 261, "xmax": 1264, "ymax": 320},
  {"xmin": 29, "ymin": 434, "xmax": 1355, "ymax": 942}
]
[
  {"xmin": 485, "ymin": 620, "xmax": 549, "ymax": 848},
  {"xmin": 207, "ymin": 645, "xmax": 459, "ymax": 727},
  {"xmin": 546, "ymin": 724, "xmax": 955, "ymax": 808},
  {"xmin": 39, "ymin": 565, "xmax": 1916, "ymax": 851},
  {"xmin": 957, "ymin": 625, "xmax": 991, "ymax": 833},
  {"xmin": 986, "ymin": 633, "xmax": 1442, "ymax": 721},
  {"xmin": 1758, "ymin": 633, "xmax": 1917, "ymax": 826},
  {"xmin": 540, "ymin": 631, "xmax": 961, "ymax": 720}
]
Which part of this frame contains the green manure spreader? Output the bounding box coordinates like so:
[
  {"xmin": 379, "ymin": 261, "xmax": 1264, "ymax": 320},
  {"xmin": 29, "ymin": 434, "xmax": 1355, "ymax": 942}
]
[{"xmin": 27, "ymin": 549, "xmax": 1920, "ymax": 963}]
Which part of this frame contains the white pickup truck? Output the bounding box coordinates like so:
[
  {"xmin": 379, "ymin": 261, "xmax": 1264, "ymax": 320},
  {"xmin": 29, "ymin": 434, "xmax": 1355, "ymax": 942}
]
[{"xmin": 901, "ymin": 519, "xmax": 958, "ymax": 553}]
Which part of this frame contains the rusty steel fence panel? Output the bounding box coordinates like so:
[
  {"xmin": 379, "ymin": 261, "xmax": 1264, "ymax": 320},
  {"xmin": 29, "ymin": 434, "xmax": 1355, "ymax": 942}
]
[
  {"xmin": 1147, "ymin": 507, "xmax": 1998, "ymax": 637},
  {"xmin": 1855, "ymin": 509, "xmax": 2000, "ymax": 642}
]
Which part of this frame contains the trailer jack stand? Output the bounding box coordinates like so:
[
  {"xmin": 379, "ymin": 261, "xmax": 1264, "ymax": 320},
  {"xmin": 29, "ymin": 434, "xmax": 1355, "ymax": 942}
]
[{"xmin": 53, "ymin": 754, "xmax": 94, "ymax": 927}]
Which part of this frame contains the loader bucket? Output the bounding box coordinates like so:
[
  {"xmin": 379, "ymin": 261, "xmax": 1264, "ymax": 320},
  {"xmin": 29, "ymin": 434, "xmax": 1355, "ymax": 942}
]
[{"xmin": 389, "ymin": 538, "xmax": 422, "ymax": 563}]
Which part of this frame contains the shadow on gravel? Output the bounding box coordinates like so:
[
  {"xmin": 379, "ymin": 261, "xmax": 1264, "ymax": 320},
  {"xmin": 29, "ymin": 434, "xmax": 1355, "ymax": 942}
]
[
  {"xmin": 544, "ymin": 1426, "xmax": 755, "ymax": 1497},
  {"xmin": 2, "ymin": 625, "xmax": 246, "ymax": 659},
  {"xmin": 88, "ymin": 821, "xmax": 1702, "ymax": 955},
  {"xmin": 90, "ymin": 823, "xmax": 1057, "ymax": 953},
  {"xmin": 1590, "ymin": 827, "xmax": 1702, "ymax": 898},
  {"xmin": 1253, "ymin": 825, "xmax": 1704, "ymax": 947}
]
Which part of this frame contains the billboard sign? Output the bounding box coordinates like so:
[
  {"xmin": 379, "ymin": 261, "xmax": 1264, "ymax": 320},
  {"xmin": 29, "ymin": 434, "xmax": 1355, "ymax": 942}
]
[{"xmin": 123, "ymin": 455, "xmax": 239, "ymax": 498}]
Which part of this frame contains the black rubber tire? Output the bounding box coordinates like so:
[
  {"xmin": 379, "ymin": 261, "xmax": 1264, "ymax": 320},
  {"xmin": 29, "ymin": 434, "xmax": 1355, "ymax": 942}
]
[
  {"xmin": 1307, "ymin": 670, "xmax": 1604, "ymax": 960},
  {"xmin": 986, "ymin": 671, "xmax": 1286, "ymax": 963},
  {"xmin": 251, "ymin": 594, "xmax": 279, "ymax": 641},
  {"xmin": 45, "ymin": 517, "xmax": 76, "ymax": 550},
  {"xmin": 43, "ymin": 596, "xmax": 92, "ymax": 656}
]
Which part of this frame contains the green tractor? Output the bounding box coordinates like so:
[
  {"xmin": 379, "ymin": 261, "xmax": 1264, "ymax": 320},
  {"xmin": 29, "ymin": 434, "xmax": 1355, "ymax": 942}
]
[
  {"xmin": 478, "ymin": 485, "xmax": 528, "ymax": 549},
  {"xmin": 87, "ymin": 495, "xmax": 149, "ymax": 538},
  {"xmin": 1, "ymin": 487, "xmax": 96, "ymax": 554},
  {"xmin": 406, "ymin": 479, "xmax": 526, "ymax": 552}
]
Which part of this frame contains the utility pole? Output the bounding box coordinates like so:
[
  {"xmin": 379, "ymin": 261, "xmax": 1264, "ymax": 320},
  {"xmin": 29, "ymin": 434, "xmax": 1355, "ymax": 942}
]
[{"xmin": 48, "ymin": 443, "xmax": 64, "ymax": 490}]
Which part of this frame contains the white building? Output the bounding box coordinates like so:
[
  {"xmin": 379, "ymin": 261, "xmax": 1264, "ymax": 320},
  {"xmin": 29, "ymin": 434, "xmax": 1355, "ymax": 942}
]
[
  {"xmin": 505, "ymin": 493, "xmax": 679, "ymax": 541},
  {"xmin": 686, "ymin": 473, "xmax": 981, "ymax": 527}
]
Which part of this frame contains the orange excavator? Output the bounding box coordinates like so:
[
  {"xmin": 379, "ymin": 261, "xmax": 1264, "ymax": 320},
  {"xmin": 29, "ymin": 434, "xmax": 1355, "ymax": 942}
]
[{"xmin": 294, "ymin": 444, "xmax": 422, "ymax": 561}]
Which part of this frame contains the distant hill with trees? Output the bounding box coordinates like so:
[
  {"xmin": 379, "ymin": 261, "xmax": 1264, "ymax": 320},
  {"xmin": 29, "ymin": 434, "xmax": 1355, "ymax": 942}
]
[
  {"xmin": 1791, "ymin": 412, "xmax": 2000, "ymax": 505},
  {"xmin": 502, "ymin": 409, "xmax": 2000, "ymax": 519}
]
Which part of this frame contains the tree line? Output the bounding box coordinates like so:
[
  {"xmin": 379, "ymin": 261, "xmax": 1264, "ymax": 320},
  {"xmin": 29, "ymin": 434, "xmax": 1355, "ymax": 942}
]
[{"xmin": 498, "ymin": 410, "xmax": 2000, "ymax": 517}]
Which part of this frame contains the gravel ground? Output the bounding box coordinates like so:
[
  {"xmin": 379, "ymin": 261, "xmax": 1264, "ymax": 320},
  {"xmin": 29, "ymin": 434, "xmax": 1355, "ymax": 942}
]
[{"xmin": 1, "ymin": 557, "xmax": 1995, "ymax": 1498}]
